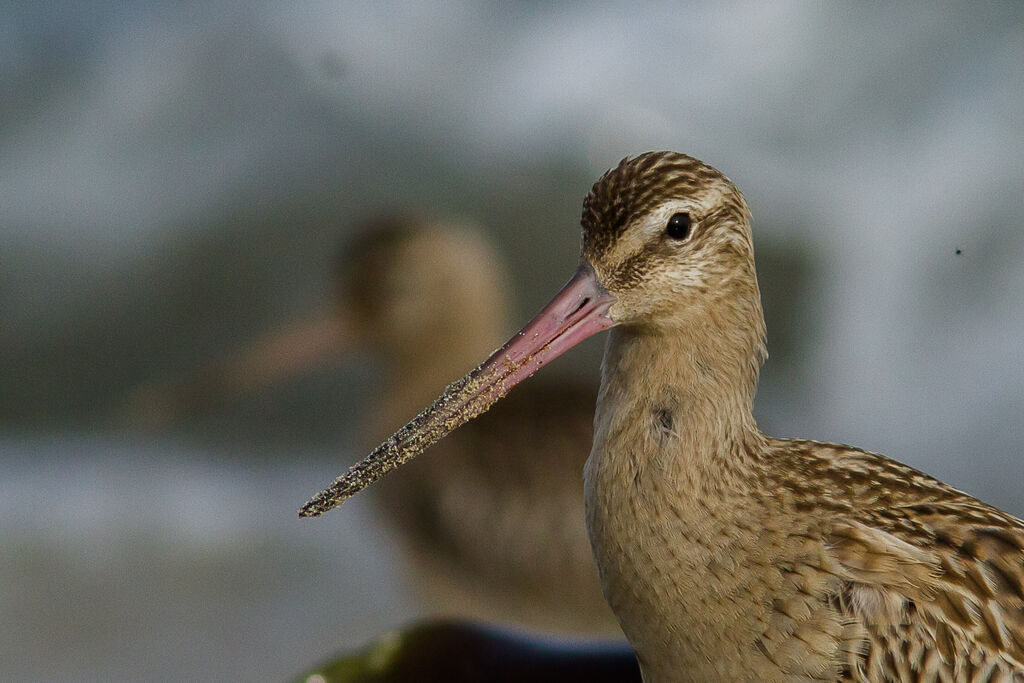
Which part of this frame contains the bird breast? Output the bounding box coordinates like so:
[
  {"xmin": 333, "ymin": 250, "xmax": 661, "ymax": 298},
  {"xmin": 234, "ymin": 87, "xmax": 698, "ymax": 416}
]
[{"xmin": 583, "ymin": 328, "xmax": 851, "ymax": 681}]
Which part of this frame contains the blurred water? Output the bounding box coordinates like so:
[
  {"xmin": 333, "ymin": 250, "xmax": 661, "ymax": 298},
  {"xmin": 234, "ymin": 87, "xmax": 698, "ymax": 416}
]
[{"xmin": 0, "ymin": 434, "xmax": 416, "ymax": 682}]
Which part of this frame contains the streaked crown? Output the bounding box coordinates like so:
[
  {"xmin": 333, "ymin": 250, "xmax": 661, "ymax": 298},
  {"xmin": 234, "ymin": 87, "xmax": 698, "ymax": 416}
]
[{"xmin": 581, "ymin": 151, "xmax": 750, "ymax": 264}]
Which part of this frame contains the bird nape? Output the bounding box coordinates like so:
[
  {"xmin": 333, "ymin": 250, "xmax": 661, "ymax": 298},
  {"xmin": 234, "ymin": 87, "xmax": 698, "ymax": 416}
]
[{"xmin": 302, "ymin": 152, "xmax": 1024, "ymax": 682}]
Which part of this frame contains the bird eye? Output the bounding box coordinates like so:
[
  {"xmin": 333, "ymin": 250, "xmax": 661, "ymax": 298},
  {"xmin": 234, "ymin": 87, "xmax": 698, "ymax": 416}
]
[{"xmin": 665, "ymin": 212, "xmax": 691, "ymax": 240}]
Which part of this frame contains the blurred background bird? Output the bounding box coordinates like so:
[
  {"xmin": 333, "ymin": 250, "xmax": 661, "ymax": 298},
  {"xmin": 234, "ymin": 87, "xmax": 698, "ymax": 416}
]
[
  {"xmin": 120, "ymin": 213, "xmax": 616, "ymax": 633},
  {"xmin": 1, "ymin": 3, "xmax": 1022, "ymax": 681}
]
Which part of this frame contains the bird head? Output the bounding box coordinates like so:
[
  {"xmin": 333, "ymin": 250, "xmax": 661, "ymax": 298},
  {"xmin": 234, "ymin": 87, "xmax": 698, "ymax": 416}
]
[{"xmin": 300, "ymin": 152, "xmax": 765, "ymax": 516}]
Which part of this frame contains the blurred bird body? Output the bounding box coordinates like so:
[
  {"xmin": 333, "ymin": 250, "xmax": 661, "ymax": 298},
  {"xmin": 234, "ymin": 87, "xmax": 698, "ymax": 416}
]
[
  {"xmin": 127, "ymin": 215, "xmax": 614, "ymax": 632},
  {"xmin": 340, "ymin": 219, "xmax": 612, "ymax": 631},
  {"xmin": 304, "ymin": 154, "xmax": 1024, "ymax": 681}
]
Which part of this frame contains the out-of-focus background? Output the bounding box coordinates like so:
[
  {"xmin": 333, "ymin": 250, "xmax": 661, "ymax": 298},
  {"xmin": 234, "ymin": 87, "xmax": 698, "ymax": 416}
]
[{"xmin": 2, "ymin": 2, "xmax": 1022, "ymax": 680}]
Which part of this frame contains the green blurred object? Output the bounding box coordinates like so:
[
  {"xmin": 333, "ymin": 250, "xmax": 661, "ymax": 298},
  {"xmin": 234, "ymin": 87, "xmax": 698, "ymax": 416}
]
[{"xmin": 292, "ymin": 619, "xmax": 640, "ymax": 683}]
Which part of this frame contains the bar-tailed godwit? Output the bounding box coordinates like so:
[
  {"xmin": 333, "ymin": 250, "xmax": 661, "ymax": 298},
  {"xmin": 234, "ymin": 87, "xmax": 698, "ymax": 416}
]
[{"xmin": 303, "ymin": 154, "xmax": 1024, "ymax": 681}]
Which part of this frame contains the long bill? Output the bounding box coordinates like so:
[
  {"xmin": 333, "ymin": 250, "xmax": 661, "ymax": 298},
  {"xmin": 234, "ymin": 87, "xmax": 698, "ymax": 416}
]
[{"xmin": 299, "ymin": 263, "xmax": 614, "ymax": 517}]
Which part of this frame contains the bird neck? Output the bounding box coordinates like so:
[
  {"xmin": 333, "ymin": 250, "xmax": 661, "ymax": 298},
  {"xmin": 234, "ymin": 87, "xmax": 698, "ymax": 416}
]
[
  {"xmin": 585, "ymin": 322, "xmax": 771, "ymax": 669},
  {"xmin": 594, "ymin": 320, "xmax": 765, "ymax": 483}
]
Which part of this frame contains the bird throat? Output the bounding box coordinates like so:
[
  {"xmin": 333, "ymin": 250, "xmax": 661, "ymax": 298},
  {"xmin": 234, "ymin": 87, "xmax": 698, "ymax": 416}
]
[
  {"xmin": 594, "ymin": 323, "xmax": 763, "ymax": 471},
  {"xmin": 584, "ymin": 324, "xmax": 769, "ymax": 676}
]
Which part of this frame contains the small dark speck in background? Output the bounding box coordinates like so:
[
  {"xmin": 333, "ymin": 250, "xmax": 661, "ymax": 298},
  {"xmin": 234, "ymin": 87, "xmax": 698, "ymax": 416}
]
[
  {"xmin": 955, "ymin": 248, "xmax": 963, "ymax": 255},
  {"xmin": 318, "ymin": 51, "xmax": 346, "ymax": 80}
]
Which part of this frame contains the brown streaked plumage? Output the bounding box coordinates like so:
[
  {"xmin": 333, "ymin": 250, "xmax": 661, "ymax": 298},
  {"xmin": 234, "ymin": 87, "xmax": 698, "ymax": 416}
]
[{"xmin": 303, "ymin": 153, "xmax": 1024, "ymax": 681}]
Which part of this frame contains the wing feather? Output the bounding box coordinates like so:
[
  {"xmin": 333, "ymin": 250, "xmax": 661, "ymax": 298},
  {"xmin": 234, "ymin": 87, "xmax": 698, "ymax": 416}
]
[{"xmin": 768, "ymin": 440, "xmax": 1024, "ymax": 679}]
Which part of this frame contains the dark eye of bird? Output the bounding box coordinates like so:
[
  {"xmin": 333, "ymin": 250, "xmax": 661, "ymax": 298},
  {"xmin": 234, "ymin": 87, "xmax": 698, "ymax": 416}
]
[{"xmin": 665, "ymin": 212, "xmax": 691, "ymax": 240}]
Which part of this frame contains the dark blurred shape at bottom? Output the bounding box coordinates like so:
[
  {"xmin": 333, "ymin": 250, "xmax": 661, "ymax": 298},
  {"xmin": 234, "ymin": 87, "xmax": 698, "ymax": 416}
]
[{"xmin": 292, "ymin": 619, "xmax": 640, "ymax": 683}]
